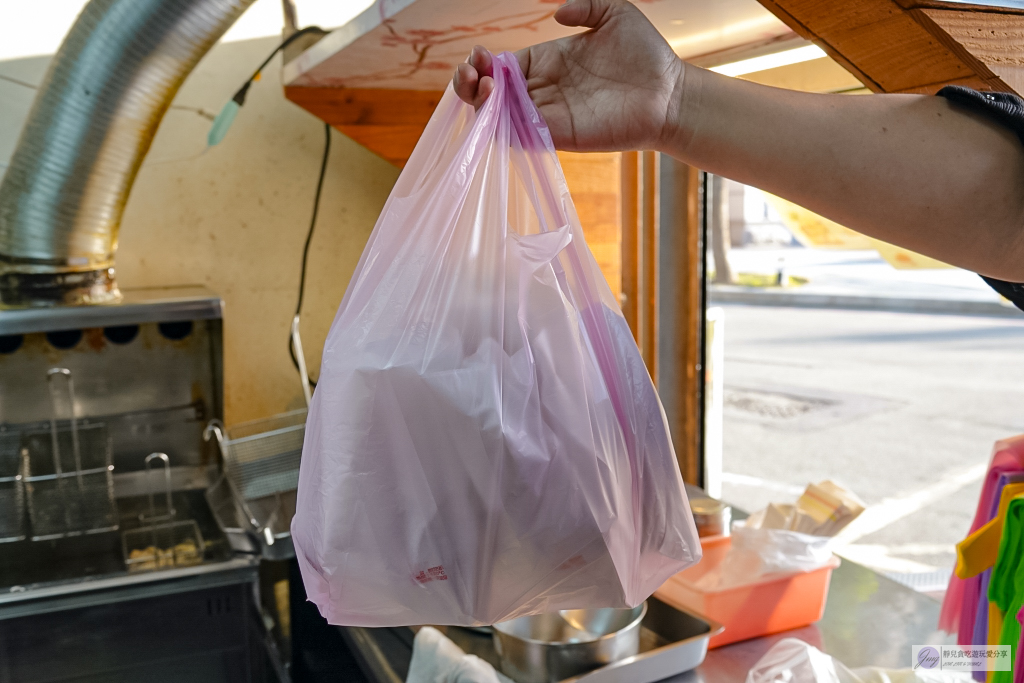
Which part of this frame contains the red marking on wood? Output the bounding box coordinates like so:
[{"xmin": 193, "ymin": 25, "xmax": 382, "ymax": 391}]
[{"xmin": 332, "ymin": 10, "xmax": 556, "ymax": 87}]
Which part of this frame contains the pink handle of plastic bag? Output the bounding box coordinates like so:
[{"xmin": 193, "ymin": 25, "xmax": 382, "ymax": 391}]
[{"xmin": 492, "ymin": 52, "xmax": 642, "ymax": 479}]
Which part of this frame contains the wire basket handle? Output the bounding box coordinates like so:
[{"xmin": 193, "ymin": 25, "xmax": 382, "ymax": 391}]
[
  {"xmin": 141, "ymin": 452, "xmax": 175, "ymax": 522},
  {"xmin": 47, "ymin": 368, "xmax": 82, "ymax": 490},
  {"xmin": 203, "ymin": 420, "xmax": 227, "ymax": 467},
  {"xmin": 291, "ymin": 315, "xmax": 312, "ymax": 408}
]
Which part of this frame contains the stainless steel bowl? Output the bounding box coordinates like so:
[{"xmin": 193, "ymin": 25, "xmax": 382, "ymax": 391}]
[{"xmin": 491, "ymin": 603, "xmax": 647, "ymax": 683}]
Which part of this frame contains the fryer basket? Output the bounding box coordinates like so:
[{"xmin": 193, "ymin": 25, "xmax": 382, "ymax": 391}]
[{"xmin": 205, "ymin": 409, "xmax": 305, "ymax": 559}]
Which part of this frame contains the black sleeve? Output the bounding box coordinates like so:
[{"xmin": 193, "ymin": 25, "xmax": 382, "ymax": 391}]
[{"xmin": 936, "ymin": 85, "xmax": 1024, "ymax": 313}]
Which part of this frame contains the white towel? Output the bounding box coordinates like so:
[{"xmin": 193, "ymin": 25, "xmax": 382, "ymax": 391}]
[{"xmin": 406, "ymin": 627, "xmax": 514, "ymax": 683}]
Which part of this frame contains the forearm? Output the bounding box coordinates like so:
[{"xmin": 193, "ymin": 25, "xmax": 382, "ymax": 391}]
[{"xmin": 663, "ymin": 64, "xmax": 1024, "ymax": 281}]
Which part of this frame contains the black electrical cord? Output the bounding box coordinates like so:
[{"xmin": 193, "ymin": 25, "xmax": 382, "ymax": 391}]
[
  {"xmin": 227, "ymin": 24, "xmax": 330, "ymax": 390},
  {"xmin": 289, "ymin": 122, "xmax": 332, "ymax": 388},
  {"xmin": 229, "ymin": 25, "xmax": 325, "ymax": 108},
  {"xmin": 221, "ymin": 25, "xmax": 333, "ymax": 389},
  {"xmin": 0, "ymin": 73, "xmax": 37, "ymax": 90}
]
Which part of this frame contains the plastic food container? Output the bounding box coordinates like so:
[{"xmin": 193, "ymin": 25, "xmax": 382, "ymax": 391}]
[
  {"xmin": 689, "ymin": 497, "xmax": 731, "ymax": 537},
  {"xmin": 653, "ymin": 535, "xmax": 840, "ymax": 648}
]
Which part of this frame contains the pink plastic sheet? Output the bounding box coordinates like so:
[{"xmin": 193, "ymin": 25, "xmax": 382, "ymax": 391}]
[{"xmin": 291, "ymin": 52, "xmax": 701, "ymax": 627}]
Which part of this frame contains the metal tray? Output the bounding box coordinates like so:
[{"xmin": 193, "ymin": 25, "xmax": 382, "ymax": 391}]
[{"xmin": 434, "ymin": 598, "xmax": 723, "ymax": 683}]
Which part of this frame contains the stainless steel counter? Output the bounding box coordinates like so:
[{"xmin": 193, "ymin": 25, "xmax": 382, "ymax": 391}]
[{"xmin": 336, "ymin": 552, "xmax": 948, "ymax": 682}]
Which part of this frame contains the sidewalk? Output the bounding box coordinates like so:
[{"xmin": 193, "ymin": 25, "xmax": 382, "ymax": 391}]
[{"xmin": 709, "ymin": 247, "xmax": 1021, "ymax": 317}]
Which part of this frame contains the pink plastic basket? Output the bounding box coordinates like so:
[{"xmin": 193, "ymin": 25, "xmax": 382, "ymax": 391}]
[{"xmin": 654, "ymin": 535, "xmax": 840, "ymax": 648}]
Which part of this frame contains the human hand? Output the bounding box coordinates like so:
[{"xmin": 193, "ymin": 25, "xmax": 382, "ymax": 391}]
[{"xmin": 451, "ymin": 0, "xmax": 686, "ymax": 152}]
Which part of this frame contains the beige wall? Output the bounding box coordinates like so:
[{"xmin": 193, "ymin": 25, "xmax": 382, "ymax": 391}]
[{"xmin": 0, "ymin": 37, "xmax": 400, "ymax": 425}]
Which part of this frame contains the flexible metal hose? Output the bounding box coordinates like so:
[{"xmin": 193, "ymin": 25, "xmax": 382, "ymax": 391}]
[{"xmin": 0, "ymin": 0, "xmax": 255, "ymax": 306}]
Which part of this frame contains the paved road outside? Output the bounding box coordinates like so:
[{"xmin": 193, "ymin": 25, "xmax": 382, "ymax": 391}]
[{"xmin": 716, "ymin": 301, "xmax": 1024, "ymax": 592}]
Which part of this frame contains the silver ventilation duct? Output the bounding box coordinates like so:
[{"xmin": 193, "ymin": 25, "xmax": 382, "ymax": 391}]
[{"xmin": 0, "ymin": 0, "xmax": 256, "ymax": 307}]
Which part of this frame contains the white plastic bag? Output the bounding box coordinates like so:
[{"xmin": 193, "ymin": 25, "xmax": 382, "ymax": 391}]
[
  {"xmin": 697, "ymin": 522, "xmax": 834, "ymax": 589},
  {"xmin": 747, "ymin": 638, "xmax": 859, "ymax": 683},
  {"xmin": 746, "ymin": 639, "xmax": 972, "ymax": 683},
  {"xmin": 731, "ymin": 522, "xmax": 834, "ymax": 575},
  {"xmin": 291, "ymin": 52, "xmax": 701, "ymax": 627}
]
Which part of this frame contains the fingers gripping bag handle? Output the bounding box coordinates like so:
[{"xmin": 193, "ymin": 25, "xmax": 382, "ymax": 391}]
[{"xmin": 291, "ymin": 51, "xmax": 701, "ymax": 628}]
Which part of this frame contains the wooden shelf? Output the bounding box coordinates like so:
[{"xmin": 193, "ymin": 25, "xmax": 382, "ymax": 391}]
[{"xmin": 757, "ymin": 0, "xmax": 1024, "ymax": 94}]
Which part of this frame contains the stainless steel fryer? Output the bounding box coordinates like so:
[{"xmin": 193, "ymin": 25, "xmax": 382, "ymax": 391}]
[{"xmin": 0, "ymin": 287, "xmax": 285, "ymax": 683}]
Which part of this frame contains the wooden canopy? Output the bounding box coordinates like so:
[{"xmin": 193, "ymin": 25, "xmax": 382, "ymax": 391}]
[
  {"xmin": 285, "ymin": 0, "xmax": 1024, "ymax": 165},
  {"xmin": 757, "ymin": 0, "xmax": 1024, "ymax": 94}
]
